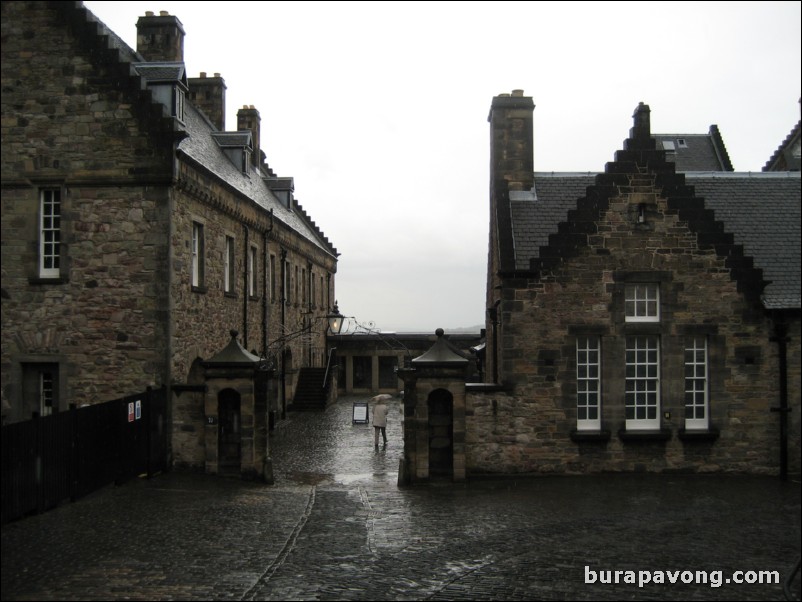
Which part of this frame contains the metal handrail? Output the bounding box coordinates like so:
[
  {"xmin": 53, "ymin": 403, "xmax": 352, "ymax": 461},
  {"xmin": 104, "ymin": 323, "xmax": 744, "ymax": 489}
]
[{"xmin": 322, "ymin": 346, "xmax": 337, "ymax": 390}]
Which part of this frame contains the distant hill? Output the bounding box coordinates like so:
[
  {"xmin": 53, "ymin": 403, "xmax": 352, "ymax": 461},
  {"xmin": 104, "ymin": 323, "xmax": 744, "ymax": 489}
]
[{"xmin": 444, "ymin": 325, "xmax": 483, "ymax": 334}]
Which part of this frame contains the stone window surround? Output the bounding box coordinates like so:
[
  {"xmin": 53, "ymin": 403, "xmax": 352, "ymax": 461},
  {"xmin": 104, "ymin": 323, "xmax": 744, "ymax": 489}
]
[
  {"xmin": 568, "ymin": 271, "xmax": 721, "ymax": 443},
  {"xmin": 191, "ymin": 218, "xmax": 207, "ymax": 293}
]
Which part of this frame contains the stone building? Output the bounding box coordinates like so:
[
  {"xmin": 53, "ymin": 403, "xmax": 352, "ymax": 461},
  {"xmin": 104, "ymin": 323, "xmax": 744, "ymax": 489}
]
[
  {"xmin": 0, "ymin": 2, "xmax": 339, "ymax": 476},
  {"xmin": 476, "ymin": 91, "xmax": 800, "ymax": 477},
  {"xmin": 330, "ymin": 330, "xmax": 483, "ymax": 397}
]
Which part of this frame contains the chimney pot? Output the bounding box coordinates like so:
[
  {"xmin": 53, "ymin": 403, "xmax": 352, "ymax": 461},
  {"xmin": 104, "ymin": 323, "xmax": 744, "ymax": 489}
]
[
  {"xmin": 160, "ymin": 10, "xmax": 169, "ymax": 16},
  {"xmin": 200, "ymin": 71, "xmax": 207, "ymax": 78},
  {"xmin": 511, "ymin": 89, "xmax": 524, "ymax": 97},
  {"xmin": 145, "ymin": 11, "xmax": 154, "ymax": 16}
]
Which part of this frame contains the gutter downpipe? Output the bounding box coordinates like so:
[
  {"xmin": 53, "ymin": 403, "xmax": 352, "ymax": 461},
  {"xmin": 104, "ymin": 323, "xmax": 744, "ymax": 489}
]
[{"xmin": 770, "ymin": 317, "xmax": 790, "ymax": 481}]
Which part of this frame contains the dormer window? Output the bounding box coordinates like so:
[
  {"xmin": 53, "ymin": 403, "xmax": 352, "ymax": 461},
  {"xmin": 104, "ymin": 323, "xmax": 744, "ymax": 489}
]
[
  {"xmin": 211, "ymin": 132, "xmax": 253, "ymax": 176},
  {"xmin": 265, "ymin": 177, "xmax": 295, "ymax": 209},
  {"xmin": 662, "ymin": 140, "xmax": 676, "ymax": 152},
  {"xmin": 677, "ymin": 138, "xmax": 688, "ymax": 148},
  {"xmin": 133, "ymin": 62, "xmax": 188, "ymax": 124}
]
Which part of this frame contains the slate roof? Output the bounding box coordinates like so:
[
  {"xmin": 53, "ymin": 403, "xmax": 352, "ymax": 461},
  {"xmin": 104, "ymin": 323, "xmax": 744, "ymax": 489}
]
[
  {"xmin": 508, "ymin": 171, "xmax": 801, "ymax": 310},
  {"xmin": 763, "ymin": 120, "xmax": 801, "ymax": 172},
  {"xmin": 688, "ymin": 172, "xmax": 801, "ymax": 309},
  {"xmin": 177, "ymin": 103, "xmax": 338, "ymax": 256},
  {"xmin": 77, "ymin": 3, "xmax": 338, "ymax": 259},
  {"xmin": 653, "ymin": 126, "xmax": 733, "ymax": 172},
  {"xmin": 133, "ymin": 63, "xmax": 187, "ymax": 86}
]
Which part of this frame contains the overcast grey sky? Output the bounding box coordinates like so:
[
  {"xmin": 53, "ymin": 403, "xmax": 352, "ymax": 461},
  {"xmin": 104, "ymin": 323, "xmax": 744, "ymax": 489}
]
[{"xmin": 85, "ymin": 1, "xmax": 801, "ymax": 333}]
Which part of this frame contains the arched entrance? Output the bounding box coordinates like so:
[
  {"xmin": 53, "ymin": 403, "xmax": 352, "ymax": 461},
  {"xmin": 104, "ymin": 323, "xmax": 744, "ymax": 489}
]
[
  {"xmin": 428, "ymin": 388, "xmax": 453, "ymax": 476},
  {"xmin": 218, "ymin": 388, "xmax": 241, "ymax": 474}
]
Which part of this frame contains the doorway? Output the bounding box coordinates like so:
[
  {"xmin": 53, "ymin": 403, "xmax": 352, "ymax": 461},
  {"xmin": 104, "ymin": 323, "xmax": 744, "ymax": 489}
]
[
  {"xmin": 428, "ymin": 388, "xmax": 453, "ymax": 476},
  {"xmin": 218, "ymin": 389, "xmax": 241, "ymax": 474}
]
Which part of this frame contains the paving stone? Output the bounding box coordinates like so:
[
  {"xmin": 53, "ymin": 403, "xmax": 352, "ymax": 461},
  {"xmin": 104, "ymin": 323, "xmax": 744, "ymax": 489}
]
[{"xmin": 2, "ymin": 395, "xmax": 800, "ymax": 601}]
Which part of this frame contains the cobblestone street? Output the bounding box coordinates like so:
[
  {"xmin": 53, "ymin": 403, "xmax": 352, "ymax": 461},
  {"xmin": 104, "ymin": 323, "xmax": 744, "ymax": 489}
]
[{"xmin": 2, "ymin": 395, "xmax": 800, "ymax": 601}]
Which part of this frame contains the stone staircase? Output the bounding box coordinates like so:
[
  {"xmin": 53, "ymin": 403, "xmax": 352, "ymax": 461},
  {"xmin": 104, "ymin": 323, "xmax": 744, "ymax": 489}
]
[{"xmin": 290, "ymin": 367, "xmax": 329, "ymax": 411}]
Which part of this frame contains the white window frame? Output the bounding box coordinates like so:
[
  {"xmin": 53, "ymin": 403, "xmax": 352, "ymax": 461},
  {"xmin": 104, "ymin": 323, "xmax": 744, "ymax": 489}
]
[
  {"xmin": 224, "ymin": 235, "xmax": 235, "ymax": 293},
  {"xmin": 684, "ymin": 336, "xmax": 709, "ymax": 430},
  {"xmin": 191, "ymin": 222, "xmax": 204, "ymax": 289},
  {"xmin": 625, "ymin": 335, "xmax": 660, "ymax": 430},
  {"xmin": 576, "ymin": 336, "xmax": 601, "ymax": 430},
  {"xmin": 248, "ymin": 245, "xmax": 257, "ymax": 297},
  {"xmin": 39, "ymin": 189, "xmax": 61, "ymax": 278},
  {"xmin": 625, "ymin": 283, "xmax": 660, "ymax": 322}
]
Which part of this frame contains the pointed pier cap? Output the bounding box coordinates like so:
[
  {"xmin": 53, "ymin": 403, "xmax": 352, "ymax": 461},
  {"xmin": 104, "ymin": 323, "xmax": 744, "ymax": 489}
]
[{"xmin": 411, "ymin": 329, "xmax": 469, "ymax": 367}]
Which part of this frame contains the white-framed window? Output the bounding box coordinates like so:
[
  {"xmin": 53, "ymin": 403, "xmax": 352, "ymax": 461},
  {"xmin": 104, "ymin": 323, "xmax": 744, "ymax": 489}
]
[
  {"xmin": 224, "ymin": 235, "xmax": 235, "ymax": 293},
  {"xmin": 625, "ymin": 335, "xmax": 660, "ymax": 429},
  {"xmin": 625, "ymin": 284, "xmax": 659, "ymax": 322},
  {"xmin": 248, "ymin": 245, "xmax": 257, "ymax": 297},
  {"xmin": 39, "ymin": 189, "xmax": 61, "ymax": 278},
  {"xmin": 684, "ymin": 336, "xmax": 709, "ymax": 430},
  {"xmin": 191, "ymin": 222, "xmax": 205, "ymax": 289},
  {"xmin": 576, "ymin": 336, "xmax": 601, "ymax": 430}
]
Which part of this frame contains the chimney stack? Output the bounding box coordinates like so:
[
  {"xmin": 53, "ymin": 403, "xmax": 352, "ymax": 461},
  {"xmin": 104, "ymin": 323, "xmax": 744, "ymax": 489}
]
[
  {"xmin": 237, "ymin": 105, "xmax": 262, "ymax": 167},
  {"xmin": 188, "ymin": 72, "xmax": 227, "ymax": 131},
  {"xmin": 136, "ymin": 11, "xmax": 185, "ymax": 63},
  {"xmin": 630, "ymin": 102, "xmax": 651, "ymax": 141},
  {"xmin": 488, "ymin": 90, "xmax": 535, "ymax": 192}
]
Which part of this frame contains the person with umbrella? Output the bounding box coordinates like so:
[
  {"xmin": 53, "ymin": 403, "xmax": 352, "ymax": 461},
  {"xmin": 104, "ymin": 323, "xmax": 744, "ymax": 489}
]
[{"xmin": 371, "ymin": 394, "xmax": 392, "ymax": 448}]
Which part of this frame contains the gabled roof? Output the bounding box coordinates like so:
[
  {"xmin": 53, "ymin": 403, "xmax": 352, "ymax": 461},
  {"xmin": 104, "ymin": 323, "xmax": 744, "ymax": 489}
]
[
  {"xmin": 71, "ymin": 3, "xmax": 338, "ymax": 259},
  {"xmin": 177, "ymin": 104, "xmax": 338, "ymax": 257},
  {"xmin": 502, "ymin": 125, "xmax": 800, "ymax": 311},
  {"xmin": 763, "ymin": 119, "xmax": 801, "ymax": 172}
]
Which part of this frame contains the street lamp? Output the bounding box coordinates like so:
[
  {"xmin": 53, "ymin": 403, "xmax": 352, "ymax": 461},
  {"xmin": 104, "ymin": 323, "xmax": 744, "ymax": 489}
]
[{"xmin": 327, "ymin": 301, "xmax": 345, "ymax": 335}]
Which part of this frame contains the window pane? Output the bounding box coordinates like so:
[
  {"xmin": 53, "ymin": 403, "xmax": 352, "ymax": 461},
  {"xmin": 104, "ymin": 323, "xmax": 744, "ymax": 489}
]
[{"xmin": 576, "ymin": 336, "xmax": 601, "ymax": 429}]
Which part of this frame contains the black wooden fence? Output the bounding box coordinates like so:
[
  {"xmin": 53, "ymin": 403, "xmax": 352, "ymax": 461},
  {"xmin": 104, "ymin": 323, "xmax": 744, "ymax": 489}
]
[{"xmin": 1, "ymin": 386, "xmax": 168, "ymax": 524}]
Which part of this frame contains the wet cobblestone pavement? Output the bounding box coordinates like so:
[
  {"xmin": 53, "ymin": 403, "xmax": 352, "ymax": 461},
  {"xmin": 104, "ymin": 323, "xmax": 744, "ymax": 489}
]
[{"xmin": 2, "ymin": 395, "xmax": 800, "ymax": 601}]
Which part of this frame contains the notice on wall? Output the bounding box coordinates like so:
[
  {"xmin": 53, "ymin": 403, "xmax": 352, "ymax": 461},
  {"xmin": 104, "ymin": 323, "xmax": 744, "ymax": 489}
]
[
  {"xmin": 128, "ymin": 402, "xmax": 135, "ymax": 422},
  {"xmin": 135, "ymin": 400, "xmax": 141, "ymax": 420},
  {"xmin": 352, "ymin": 402, "xmax": 369, "ymax": 424}
]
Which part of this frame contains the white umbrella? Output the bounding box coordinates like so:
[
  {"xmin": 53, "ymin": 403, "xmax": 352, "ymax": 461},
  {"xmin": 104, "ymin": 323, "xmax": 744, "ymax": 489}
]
[{"xmin": 371, "ymin": 394, "xmax": 393, "ymax": 402}]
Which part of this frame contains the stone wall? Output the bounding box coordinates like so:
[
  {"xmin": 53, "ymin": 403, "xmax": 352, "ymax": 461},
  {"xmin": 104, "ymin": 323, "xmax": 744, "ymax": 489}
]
[
  {"xmin": 1, "ymin": 2, "xmax": 173, "ymax": 419},
  {"xmin": 479, "ymin": 178, "xmax": 800, "ymax": 475}
]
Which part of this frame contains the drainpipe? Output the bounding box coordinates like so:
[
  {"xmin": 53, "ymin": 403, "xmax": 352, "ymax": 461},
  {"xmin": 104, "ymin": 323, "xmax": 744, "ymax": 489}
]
[
  {"xmin": 262, "ymin": 209, "xmax": 273, "ymax": 356},
  {"xmin": 488, "ymin": 301, "xmax": 500, "ymax": 384},
  {"xmin": 280, "ymin": 249, "xmax": 288, "ymax": 419},
  {"xmin": 243, "ymin": 226, "xmax": 249, "ymax": 348},
  {"xmin": 770, "ymin": 318, "xmax": 790, "ymax": 481}
]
